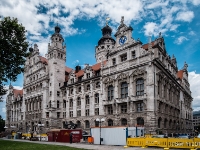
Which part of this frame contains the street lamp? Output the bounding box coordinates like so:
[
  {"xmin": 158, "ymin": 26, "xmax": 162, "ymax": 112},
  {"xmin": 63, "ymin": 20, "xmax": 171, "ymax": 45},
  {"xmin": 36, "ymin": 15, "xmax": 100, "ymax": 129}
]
[
  {"xmin": 38, "ymin": 123, "xmax": 44, "ymax": 141},
  {"xmin": 96, "ymin": 118, "xmax": 105, "ymax": 145}
]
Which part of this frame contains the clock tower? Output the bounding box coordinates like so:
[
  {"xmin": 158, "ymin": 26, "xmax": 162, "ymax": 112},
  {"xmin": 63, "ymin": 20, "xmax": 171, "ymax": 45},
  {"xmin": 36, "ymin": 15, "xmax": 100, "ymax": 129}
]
[
  {"xmin": 114, "ymin": 16, "xmax": 133, "ymax": 47},
  {"xmin": 95, "ymin": 23, "xmax": 116, "ymax": 63}
]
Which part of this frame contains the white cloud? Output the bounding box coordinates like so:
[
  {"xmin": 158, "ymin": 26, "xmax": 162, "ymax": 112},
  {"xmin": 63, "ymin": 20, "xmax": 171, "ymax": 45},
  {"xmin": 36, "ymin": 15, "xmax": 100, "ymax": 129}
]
[
  {"xmin": 189, "ymin": 31, "xmax": 196, "ymax": 35},
  {"xmin": 191, "ymin": 0, "xmax": 200, "ymax": 5},
  {"xmin": 143, "ymin": 22, "xmax": 159, "ymax": 36},
  {"xmin": 176, "ymin": 11, "xmax": 194, "ymax": 22},
  {"xmin": 174, "ymin": 36, "xmax": 189, "ymax": 45},
  {"xmin": 189, "ymin": 71, "xmax": 200, "ymax": 111}
]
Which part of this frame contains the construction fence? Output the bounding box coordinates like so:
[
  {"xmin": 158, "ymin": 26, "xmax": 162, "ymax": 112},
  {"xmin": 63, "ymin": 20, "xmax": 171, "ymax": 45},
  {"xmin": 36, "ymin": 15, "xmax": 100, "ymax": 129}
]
[{"xmin": 126, "ymin": 137, "xmax": 200, "ymax": 150}]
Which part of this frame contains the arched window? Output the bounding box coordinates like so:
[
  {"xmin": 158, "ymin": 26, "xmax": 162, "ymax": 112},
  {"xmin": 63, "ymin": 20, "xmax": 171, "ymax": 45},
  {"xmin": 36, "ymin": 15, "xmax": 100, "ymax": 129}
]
[
  {"xmin": 46, "ymin": 121, "xmax": 49, "ymax": 128},
  {"xmin": 121, "ymin": 82, "xmax": 128, "ymax": 98},
  {"xmin": 136, "ymin": 78, "xmax": 144, "ymax": 96},
  {"xmin": 85, "ymin": 120, "xmax": 90, "ymax": 128},
  {"xmin": 77, "ymin": 121, "xmax": 81, "ymax": 128},
  {"xmin": 108, "ymin": 85, "xmax": 114, "ymax": 100},
  {"xmin": 169, "ymin": 119, "xmax": 172, "ymax": 129},
  {"xmin": 158, "ymin": 117, "xmax": 162, "ymax": 128},
  {"xmin": 121, "ymin": 118, "xmax": 127, "ymax": 126},
  {"xmin": 69, "ymin": 99, "xmax": 73, "ymax": 107},
  {"xmin": 137, "ymin": 117, "xmax": 144, "ymax": 126},
  {"xmin": 108, "ymin": 119, "xmax": 113, "ymax": 126},
  {"xmin": 95, "ymin": 120, "xmax": 99, "ymax": 127}
]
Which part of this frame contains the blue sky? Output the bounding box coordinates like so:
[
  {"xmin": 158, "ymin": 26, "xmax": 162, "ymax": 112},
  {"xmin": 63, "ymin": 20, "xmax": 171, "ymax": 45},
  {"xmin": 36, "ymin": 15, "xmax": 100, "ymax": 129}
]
[{"xmin": 0, "ymin": 0, "xmax": 200, "ymax": 119}]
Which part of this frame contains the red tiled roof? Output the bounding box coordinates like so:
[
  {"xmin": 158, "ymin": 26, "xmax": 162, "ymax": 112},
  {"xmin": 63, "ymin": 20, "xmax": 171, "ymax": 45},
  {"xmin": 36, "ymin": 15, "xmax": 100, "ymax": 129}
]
[
  {"xmin": 39, "ymin": 56, "xmax": 48, "ymax": 64},
  {"xmin": 92, "ymin": 61, "xmax": 107, "ymax": 71},
  {"xmin": 142, "ymin": 41, "xmax": 155, "ymax": 50},
  {"xmin": 76, "ymin": 70, "xmax": 84, "ymax": 77},
  {"xmin": 13, "ymin": 89, "xmax": 23, "ymax": 98},
  {"xmin": 177, "ymin": 70, "xmax": 184, "ymax": 80},
  {"xmin": 65, "ymin": 66, "xmax": 72, "ymax": 73}
]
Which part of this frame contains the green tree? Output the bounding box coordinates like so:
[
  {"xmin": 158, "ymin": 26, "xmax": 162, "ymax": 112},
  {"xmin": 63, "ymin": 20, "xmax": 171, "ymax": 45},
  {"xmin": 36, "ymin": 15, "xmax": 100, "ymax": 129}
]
[
  {"xmin": 0, "ymin": 115, "xmax": 5, "ymax": 132},
  {"xmin": 0, "ymin": 17, "xmax": 29, "ymax": 101}
]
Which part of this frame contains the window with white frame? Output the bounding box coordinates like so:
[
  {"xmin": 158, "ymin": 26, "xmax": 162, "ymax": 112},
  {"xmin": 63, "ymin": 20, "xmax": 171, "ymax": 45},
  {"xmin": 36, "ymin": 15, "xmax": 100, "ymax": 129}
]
[
  {"xmin": 86, "ymin": 84, "xmax": 90, "ymax": 91},
  {"xmin": 132, "ymin": 51, "xmax": 136, "ymax": 58},
  {"xmin": 96, "ymin": 82, "xmax": 100, "ymax": 88},
  {"xmin": 86, "ymin": 73, "xmax": 90, "ymax": 78}
]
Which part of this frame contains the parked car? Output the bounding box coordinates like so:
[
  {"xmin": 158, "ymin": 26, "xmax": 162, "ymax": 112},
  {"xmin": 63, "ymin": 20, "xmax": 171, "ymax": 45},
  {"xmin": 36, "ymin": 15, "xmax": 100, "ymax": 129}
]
[
  {"xmin": 178, "ymin": 135, "xmax": 191, "ymax": 139},
  {"xmin": 197, "ymin": 134, "xmax": 200, "ymax": 138}
]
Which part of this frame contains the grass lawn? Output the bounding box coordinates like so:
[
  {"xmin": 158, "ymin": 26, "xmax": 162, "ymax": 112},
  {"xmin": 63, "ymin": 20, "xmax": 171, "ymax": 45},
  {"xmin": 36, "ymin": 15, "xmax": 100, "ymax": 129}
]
[{"xmin": 0, "ymin": 139, "xmax": 86, "ymax": 150}]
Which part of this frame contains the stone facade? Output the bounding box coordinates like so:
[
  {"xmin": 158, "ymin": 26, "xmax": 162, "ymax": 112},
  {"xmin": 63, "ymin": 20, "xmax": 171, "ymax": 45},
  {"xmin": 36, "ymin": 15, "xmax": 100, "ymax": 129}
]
[{"xmin": 5, "ymin": 17, "xmax": 193, "ymax": 135}]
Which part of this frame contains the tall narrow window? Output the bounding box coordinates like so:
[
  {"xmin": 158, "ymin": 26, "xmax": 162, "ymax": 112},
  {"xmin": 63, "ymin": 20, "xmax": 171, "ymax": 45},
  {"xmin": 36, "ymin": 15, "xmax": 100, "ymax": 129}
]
[
  {"xmin": 46, "ymin": 112, "xmax": 49, "ymax": 118},
  {"xmin": 95, "ymin": 108, "xmax": 99, "ymax": 115},
  {"xmin": 69, "ymin": 99, "xmax": 73, "ymax": 107},
  {"xmin": 136, "ymin": 78, "xmax": 144, "ymax": 96},
  {"xmin": 112, "ymin": 58, "xmax": 116, "ymax": 65},
  {"xmin": 137, "ymin": 117, "xmax": 144, "ymax": 125},
  {"xmin": 77, "ymin": 97, "xmax": 81, "ymax": 106},
  {"xmin": 107, "ymin": 105, "xmax": 113, "ymax": 114},
  {"xmin": 86, "ymin": 95, "xmax": 90, "ymax": 105},
  {"xmin": 57, "ymin": 112, "xmax": 60, "ymax": 118},
  {"xmin": 108, "ymin": 119, "xmax": 113, "ymax": 126},
  {"xmin": 95, "ymin": 93, "xmax": 99, "ymax": 104},
  {"xmin": 70, "ymin": 111, "xmax": 73, "ymax": 117},
  {"xmin": 132, "ymin": 51, "xmax": 136, "ymax": 58},
  {"xmin": 63, "ymin": 100, "xmax": 66, "ymax": 108},
  {"xmin": 121, "ymin": 82, "xmax": 128, "ymax": 98},
  {"xmin": 85, "ymin": 109, "xmax": 89, "ymax": 116},
  {"xmin": 85, "ymin": 120, "xmax": 90, "ymax": 128},
  {"xmin": 57, "ymin": 91, "xmax": 60, "ymax": 97},
  {"xmin": 77, "ymin": 110, "xmax": 81, "ymax": 117},
  {"xmin": 57, "ymin": 101, "xmax": 60, "ymax": 108},
  {"xmin": 108, "ymin": 85, "xmax": 114, "ymax": 100}
]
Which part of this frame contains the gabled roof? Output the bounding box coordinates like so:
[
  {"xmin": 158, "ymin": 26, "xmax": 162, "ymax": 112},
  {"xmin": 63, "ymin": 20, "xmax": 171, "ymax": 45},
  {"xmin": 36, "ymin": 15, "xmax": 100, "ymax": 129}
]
[
  {"xmin": 13, "ymin": 89, "xmax": 23, "ymax": 98},
  {"xmin": 177, "ymin": 70, "xmax": 184, "ymax": 80},
  {"xmin": 65, "ymin": 66, "xmax": 72, "ymax": 73},
  {"xmin": 39, "ymin": 56, "xmax": 48, "ymax": 64}
]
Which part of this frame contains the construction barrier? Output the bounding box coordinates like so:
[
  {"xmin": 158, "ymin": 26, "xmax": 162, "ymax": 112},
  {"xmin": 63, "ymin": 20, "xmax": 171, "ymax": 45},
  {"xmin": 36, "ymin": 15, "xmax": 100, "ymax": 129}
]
[{"xmin": 126, "ymin": 137, "xmax": 200, "ymax": 150}]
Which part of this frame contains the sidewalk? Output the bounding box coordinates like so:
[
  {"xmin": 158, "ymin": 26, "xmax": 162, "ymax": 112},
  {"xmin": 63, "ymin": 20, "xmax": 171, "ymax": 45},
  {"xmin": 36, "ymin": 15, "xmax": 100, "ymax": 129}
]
[{"xmin": 2, "ymin": 138, "xmax": 184, "ymax": 150}]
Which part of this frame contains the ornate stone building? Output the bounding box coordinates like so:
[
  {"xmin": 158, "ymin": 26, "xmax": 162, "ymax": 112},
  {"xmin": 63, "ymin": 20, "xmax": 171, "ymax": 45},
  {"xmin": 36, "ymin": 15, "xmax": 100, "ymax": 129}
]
[{"xmin": 5, "ymin": 17, "xmax": 193, "ymax": 134}]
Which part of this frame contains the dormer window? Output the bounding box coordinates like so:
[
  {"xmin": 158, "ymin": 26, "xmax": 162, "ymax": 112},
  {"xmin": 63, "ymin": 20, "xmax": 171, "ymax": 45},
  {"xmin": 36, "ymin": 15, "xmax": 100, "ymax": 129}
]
[
  {"xmin": 71, "ymin": 79, "xmax": 74, "ymax": 83},
  {"xmin": 95, "ymin": 70, "xmax": 100, "ymax": 76},
  {"xmin": 86, "ymin": 73, "xmax": 90, "ymax": 78},
  {"xmin": 78, "ymin": 76, "xmax": 82, "ymax": 82}
]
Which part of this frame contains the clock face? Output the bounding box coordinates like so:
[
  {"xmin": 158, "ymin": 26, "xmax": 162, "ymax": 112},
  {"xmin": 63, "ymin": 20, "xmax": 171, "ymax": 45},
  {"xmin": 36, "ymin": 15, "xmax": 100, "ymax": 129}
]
[{"xmin": 119, "ymin": 36, "xmax": 127, "ymax": 45}]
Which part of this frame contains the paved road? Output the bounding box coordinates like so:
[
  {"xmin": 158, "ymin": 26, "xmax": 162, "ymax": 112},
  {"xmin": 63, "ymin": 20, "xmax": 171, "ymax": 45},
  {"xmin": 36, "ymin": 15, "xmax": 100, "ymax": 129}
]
[{"xmin": 1, "ymin": 138, "xmax": 190, "ymax": 150}]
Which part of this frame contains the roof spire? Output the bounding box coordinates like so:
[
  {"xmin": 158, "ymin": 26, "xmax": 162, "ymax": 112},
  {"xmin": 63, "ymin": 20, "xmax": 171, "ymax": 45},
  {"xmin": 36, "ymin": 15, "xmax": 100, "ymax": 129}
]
[
  {"xmin": 121, "ymin": 16, "xmax": 124, "ymax": 24},
  {"xmin": 106, "ymin": 17, "xmax": 110, "ymax": 25}
]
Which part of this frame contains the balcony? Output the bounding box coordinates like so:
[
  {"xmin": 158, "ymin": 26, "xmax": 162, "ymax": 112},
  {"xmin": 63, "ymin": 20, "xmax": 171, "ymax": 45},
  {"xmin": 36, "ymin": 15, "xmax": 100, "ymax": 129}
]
[
  {"xmin": 103, "ymin": 99, "xmax": 115, "ymax": 105},
  {"xmin": 131, "ymin": 94, "xmax": 147, "ymax": 101}
]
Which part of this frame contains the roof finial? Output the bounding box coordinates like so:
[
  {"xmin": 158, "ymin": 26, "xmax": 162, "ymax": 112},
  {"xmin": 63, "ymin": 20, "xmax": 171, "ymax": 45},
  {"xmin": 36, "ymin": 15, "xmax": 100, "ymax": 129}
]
[
  {"xmin": 121, "ymin": 16, "xmax": 124, "ymax": 24},
  {"xmin": 159, "ymin": 32, "xmax": 162, "ymax": 38},
  {"xmin": 183, "ymin": 62, "xmax": 188, "ymax": 70},
  {"xmin": 106, "ymin": 17, "xmax": 110, "ymax": 25}
]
